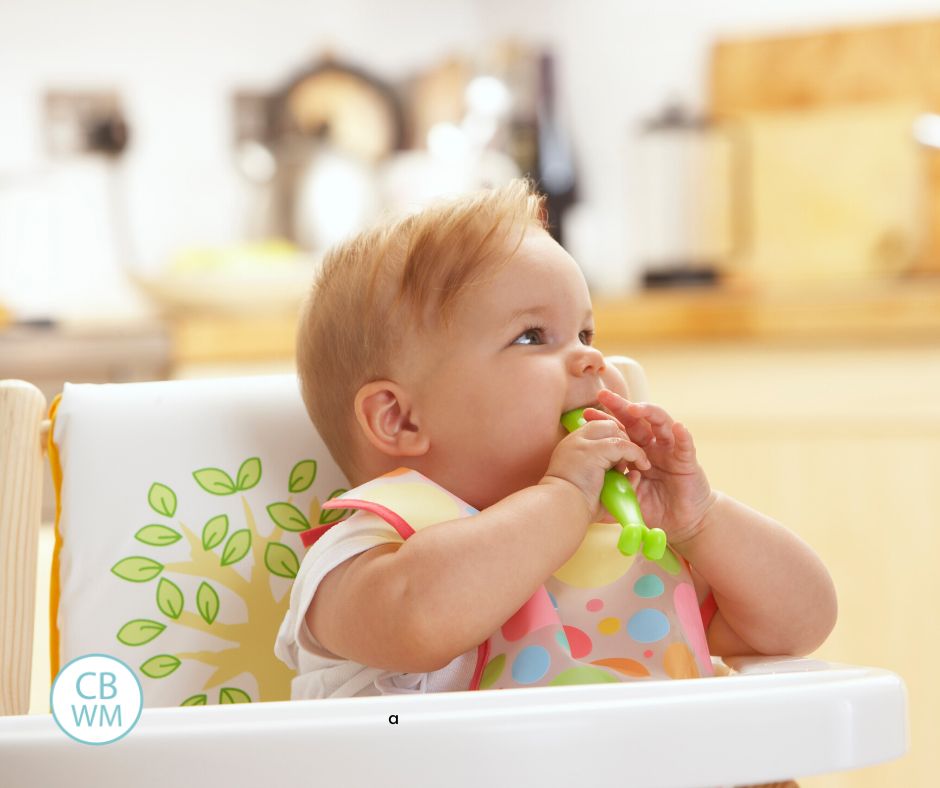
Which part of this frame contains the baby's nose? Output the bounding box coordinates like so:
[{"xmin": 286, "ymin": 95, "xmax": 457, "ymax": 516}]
[{"xmin": 568, "ymin": 344, "xmax": 606, "ymax": 376}]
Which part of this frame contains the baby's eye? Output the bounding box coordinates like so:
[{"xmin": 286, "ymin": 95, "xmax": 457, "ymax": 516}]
[
  {"xmin": 579, "ymin": 329, "xmax": 595, "ymax": 345},
  {"xmin": 512, "ymin": 327, "xmax": 544, "ymax": 345}
]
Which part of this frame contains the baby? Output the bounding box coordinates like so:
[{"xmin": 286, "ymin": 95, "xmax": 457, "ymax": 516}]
[{"xmin": 274, "ymin": 179, "xmax": 837, "ymax": 699}]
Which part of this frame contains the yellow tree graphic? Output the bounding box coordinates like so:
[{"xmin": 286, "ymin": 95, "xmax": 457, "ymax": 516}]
[{"xmin": 110, "ymin": 458, "xmax": 347, "ymax": 705}]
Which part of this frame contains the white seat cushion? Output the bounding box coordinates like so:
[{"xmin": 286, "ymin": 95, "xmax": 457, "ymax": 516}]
[{"xmin": 50, "ymin": 374, "xmax": 349, "ymax": 707}]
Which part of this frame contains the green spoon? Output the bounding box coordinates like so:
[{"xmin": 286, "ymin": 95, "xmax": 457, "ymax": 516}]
[{"xmin": 561, "ymin": 408, "xmax": 667, "ymax": 560}]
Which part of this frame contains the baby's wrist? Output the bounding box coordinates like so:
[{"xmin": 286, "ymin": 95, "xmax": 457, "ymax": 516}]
[
  {"xmin": 538, "ymin": 474, "xmax": 595, "ymax": 524},
  {"xmin": 669, "ymin": 490, "xmax": 722, "ymax": 548}
]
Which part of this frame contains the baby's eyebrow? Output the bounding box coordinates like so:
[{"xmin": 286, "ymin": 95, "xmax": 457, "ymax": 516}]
[{"xmin": 507, "ymin": 305, "xmax": 593, "ymax": 323}]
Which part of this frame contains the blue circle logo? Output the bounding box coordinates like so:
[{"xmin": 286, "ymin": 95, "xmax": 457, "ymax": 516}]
[{"xmin": 50, "ymin": 654, "xmax": 143, "ymax": 745}]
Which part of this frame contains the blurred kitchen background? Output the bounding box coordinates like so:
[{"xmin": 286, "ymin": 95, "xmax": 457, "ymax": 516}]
[{"xmin": 4, "ymin": 1, "xmax": 940, "ymax": 785}]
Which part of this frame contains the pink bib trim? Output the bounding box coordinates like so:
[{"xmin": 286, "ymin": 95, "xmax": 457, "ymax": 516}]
[
  {"xmin": 700, "ymin": 591, "xmax": 718, "ymax": 631},
  {"xmin": 300, "ymin": 498, "xmax": 416, "ymax": 548},
  {"xmin": 469, "ymin": 641, "xmax": 490, "ymax": 691}
]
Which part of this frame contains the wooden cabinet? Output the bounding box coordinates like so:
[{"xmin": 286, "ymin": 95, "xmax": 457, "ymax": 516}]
[{"xmin": 710, "ymin": 18, "xmax": 940, "ymax": 278}]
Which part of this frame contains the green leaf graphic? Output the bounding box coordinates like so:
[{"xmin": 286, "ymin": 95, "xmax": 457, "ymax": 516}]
[
  {"xmin": 265, "ymin": 542, "xmax": 300, "ymax": 579},
  {"xmin": 140, "ymin": 654, "xmax": 181, "ymax": 679},
  {"xmin": 219, "ymin": 687, "xmax": 251, "ymax": 704},
  {"xmin": 157, "ymin": 578, "xmax": 184, "ymax": 619},
  {"xmin": 111, "ymin": 556, "xmax": 164, "ymax": 582},
  {"xmin": 220, "ymin": 530, "xmax": 251, "ymax": 566},
  {"xmin": 181, "ymin": 694, "xmax": 207, "ymax": 706},
  {"xmin": 117, "ymin": 619, "xmax": 166, "ymax": 646},
  {"xmin": 135, "ymin": 524, "xmax": 182, "ymax": 546},
  {"xmin": 236, "ymin": 457, "xmax": 261, "ymax": 491},
  {"xmin": 148, "ymin": 483, "xmax": 177, "ymax": 517},
  {"xmin": 193, "ymin": 467, "xmax": 237, "ymax": 495},
  {"xmin": 319, "ymin": 488, "xmax": 350, "ymax": 525},
  {"xmin": 266, "ymin": 502, "xmax": 309, "ymax": 532},
  {"xmin": 201, "ymin": 514, "xmax": 229, "ymax": 550},
  {"xmin": 288, "ymin": 460, "xmax": 317, "ymax": 493},
  {"xmin": 319, "ymin": 506, "xmax": 349, "ymax": 525},
  {"xmin": 196, "ymin": 581, "xmax": 219, "ymax": 625}
]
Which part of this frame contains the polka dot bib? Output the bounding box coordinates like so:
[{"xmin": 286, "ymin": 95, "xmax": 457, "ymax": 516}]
[{"xmin": 307, "ymin": 468, "xmax": 713, "ymax": 689}]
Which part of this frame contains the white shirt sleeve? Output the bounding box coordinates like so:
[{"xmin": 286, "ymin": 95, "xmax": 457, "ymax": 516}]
[
  {"xmin": 274, "ymin": 509, "xmax": 478, "ymax": 698},
  {"xmin": 275, "ymin": 509, "xmax": 403, "ymax": 669}
]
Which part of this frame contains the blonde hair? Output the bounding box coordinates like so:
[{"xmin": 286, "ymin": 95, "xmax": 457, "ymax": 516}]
[{"xmin": 296, "ymin": 178, "xmax": 546, "ymax": 481}]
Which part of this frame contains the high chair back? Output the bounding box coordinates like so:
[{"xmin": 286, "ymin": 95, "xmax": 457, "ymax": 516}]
[{"xmin": 0, "ymin": 357, "xmax": 649, "ymax": 715}]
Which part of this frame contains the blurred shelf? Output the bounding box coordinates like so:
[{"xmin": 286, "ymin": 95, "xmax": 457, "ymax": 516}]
[
  {"xmin": 169, "ymin": 313, "xmax": 298, "ymax": 365},
  {"xmin": 0, "ymin": 320, "xmax": 172, "ymax": 388},
  {"xmin": 593, "ymin": 278, "xmax": 940, "ymax": 347}
]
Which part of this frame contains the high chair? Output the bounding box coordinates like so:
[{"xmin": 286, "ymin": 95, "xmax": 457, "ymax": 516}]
[{"xmin": 0, "ymin": 358, "xmax": 907, "ymax": 787}]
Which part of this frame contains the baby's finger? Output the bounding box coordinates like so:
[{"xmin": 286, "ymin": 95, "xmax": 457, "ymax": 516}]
[
  {"xmin": 581, "ymin": 406, "xmax": 619, "ymax": 424},
  {"xmin": 596, "ymin": 390, "xmax": 654, "ymax": 447},
  {"xmin": 597, "ymin": 433, "xmax": 651, "ymax": 471},
  {"xmin": 625, "ymin": 402, "xmax": 675, "ymax": 446},
  {"xmin": 620, "ymin": 416, "xmax": 654, "ymax": 448},
  {"xmin": 672, "ymin": 421, "xmax": 697, "ymax": 460},
  {"xmin": 596, "ymin": 389, "xmax": 633, "ymax": 420},
  {"xmin": 612, "ymin": 458, "xmax": 630, "ymax": 475},
  {"xmin": 616, "ymin": 410, "xmax": 654, "ymax": 448},
  {"xmin": 580, "ymin": 416, "xmax": 625, "ymax": 438},
  {"xmin": 615, "ymin": 437, "xmax": 651, "ymax": 470},
  {"xmin": 581, "ymin": 407, "xmax": 627, "ymax": 436}
]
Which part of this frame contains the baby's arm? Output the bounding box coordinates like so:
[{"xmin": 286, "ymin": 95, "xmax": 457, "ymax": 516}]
[
  {"xmin": 588, "ymin": 389, "xmax": 837, "ymax": 658},
  {"xmin": 306, "ymin": 419, "xmax": 648, "ymax": 673},
  {"xmin": 308, "ymin": 482, "xmax": 591, "ymax": 673},
  {"xmin": 679, "ymin": 494, "xmax": 836, "ymax": 657}
]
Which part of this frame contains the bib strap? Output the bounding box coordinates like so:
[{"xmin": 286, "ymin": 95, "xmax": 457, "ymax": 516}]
[{"xmin": 300, "ymin": 498, "xmax": 416, "ymax": 548}]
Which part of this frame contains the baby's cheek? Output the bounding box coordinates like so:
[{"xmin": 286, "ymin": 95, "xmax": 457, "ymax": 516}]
[{"xmin": 600, "ymin": 365, "xmax": 629, "ymax": 398}]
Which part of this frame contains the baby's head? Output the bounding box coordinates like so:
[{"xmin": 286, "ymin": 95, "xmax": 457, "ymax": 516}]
[{"xmin": 297, "ymin": 178, "xmax": 623, "ymax": 509}]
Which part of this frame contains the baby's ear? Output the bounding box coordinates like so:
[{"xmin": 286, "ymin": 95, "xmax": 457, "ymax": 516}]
[{"xmin": 354, "ymin": 381, "xmax": 430, "ymax": 458}]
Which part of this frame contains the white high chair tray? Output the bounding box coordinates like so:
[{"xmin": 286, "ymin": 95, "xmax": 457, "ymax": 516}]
[{"xmin": 0, "ymin": 660, "xmax": 906, "ymax": 788}]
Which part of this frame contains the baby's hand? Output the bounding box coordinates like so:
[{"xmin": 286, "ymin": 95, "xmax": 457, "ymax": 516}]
[
  {"xmin": 540, "ymin": 418, "xmax": 651, "ymax": 522},
  {"xmin": 584, "ymin": 389, "xmax": 716, "ymax": 544}
]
